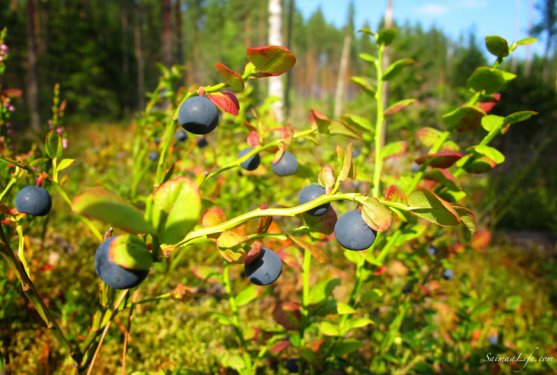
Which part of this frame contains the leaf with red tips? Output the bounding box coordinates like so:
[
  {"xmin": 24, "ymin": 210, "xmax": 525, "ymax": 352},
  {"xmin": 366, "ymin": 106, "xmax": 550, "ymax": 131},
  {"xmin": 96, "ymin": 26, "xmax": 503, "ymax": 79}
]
[
  {"xmin": 385, "ymin": 98, "xmax": 416, "ymax": 115},
  {"xmin": 215, "ymin": 63, "xmax": 244, "ymax": 91},
  {"xmin": 478, "ymin": 93, "xmax": 501, "ymax": 113},
  {"xmin": 381, "ymin": 140, "xmax": 408, "ymax": 160},
  {"xmin": 408, "ymin": 189, "xmax": 460, "ymax": 227},
  {"xmin": 246, "ymin": 45, "xmax": 296, "ymax": 75},
  {"xmin": 318, "ymin": 164, "xmax": 335, "ymax": 191},
  {"xmin": 281, "ymin": 124, "xmax": 294, "ymax": 144},
  {"xmin": 454, "ymin": 206, "xmax": 477, "ymax": 236},
  {"xmin": 464, "ymin": 155, "xmax": 497, "ymax": 174},
  {"xmin": 442, "ymin": 106, "xmax": 486, "ymax": 132},
  {"xmin": 361, "ymin": 197, "xmax": 392, "ymax": 232},
  {"xmin": 384, "ymin": 185, "xmax": 408, "ymax": 205},
  {"xmin": 310, "ymin": 109, "xmax": 331, "ymax": 133},
  {"xmin": 285, "ymin": 232, "xmax": 328, "ymax": 263},
  {"xmin": 273, "ymin": 301, "xmax": 301, "ymax": 330},
  {"xmin": 2, "ymin": 88, "xmax": 23, "ymax": 98},
  {"xmin": 202, "ymin": 207, "xmax": 227, "ymax": 227},
  {"xmin": 425, "ymin": 168, "xmax": 459, "ymax": 190},
  {"xmin": 208, "ymin": 91, "xmax": 239, "ymax": 115},
  {"xmin": 270, "ymin": 340, "xmax": 290, "ymax": 354},
  {"xmin": 471, "ymin": 230, "xmax": 491, "ymax": 250},
  {"xmin": 415, "ymin": 152, "xmax": 463, "ymax": 169},
  {"xmin": 416, "ymin": 127, "xmax": 443, "ymax": 148}
]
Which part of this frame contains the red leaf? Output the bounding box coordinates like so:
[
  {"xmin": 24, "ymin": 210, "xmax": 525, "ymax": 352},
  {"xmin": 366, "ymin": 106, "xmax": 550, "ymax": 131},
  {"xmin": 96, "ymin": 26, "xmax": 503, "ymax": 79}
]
[
  {"xmin": 246, "ymin": 45, "xmax": 296, "ymax": 75},
  {"xmin": 201, "ymin": 208, "xmax": 227, "ymax": 227},
  {"xmin": 215, "ymin": 63, "xmax": 244, "ymax": 91},
  {"xmin": 471, "ymin": 230, "xmax": 491, "ymax": 251},
  {"xmin": 208, "ymin": 91, "xmax": 239, "ymax": 115},
  {"xmin": 373, "ymin": 266, "xmax": 387, "ymax": 275},
  {"xmin": 244, "ymin": 242, "xmax": 263, "ymax": 265},
  {"xmin": 2, "ymin": 88, "xmax": 23, "ymax": 98},
  {"xmin": 269, "ymin": 340, "xmax": 290, "ymax": 354},
  {"xmin": 415, "ymin": 151, "xmax": 463, "ymax": 169},
  {"xmin": 309, "ymin": 109, "xmax": 331, "ymax": 132},
  {"xmin": 464, "ymin": 156, "xmax": 497, "ymax": 174},
  {"xmin": 247, "ymin": 131, "xmax": 260, "ymax": 147},
  {"xmin": 478, "ymin": 93, "xmax": 501, "ymax": 113},
  {"xmin": 273, "ymin": 301, "xmax": 301, "ymax": 330}
]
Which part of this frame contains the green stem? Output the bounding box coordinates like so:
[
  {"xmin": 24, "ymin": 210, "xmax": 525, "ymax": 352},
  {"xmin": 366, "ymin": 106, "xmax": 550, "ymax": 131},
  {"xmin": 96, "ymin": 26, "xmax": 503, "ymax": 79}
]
[
  {"xmin": 0, "ymin": 176, "xmax": 17, "ymax": 202},
  {"xmin": 372, "ymin": 44, "xmax": 386, "ymax": 198}
]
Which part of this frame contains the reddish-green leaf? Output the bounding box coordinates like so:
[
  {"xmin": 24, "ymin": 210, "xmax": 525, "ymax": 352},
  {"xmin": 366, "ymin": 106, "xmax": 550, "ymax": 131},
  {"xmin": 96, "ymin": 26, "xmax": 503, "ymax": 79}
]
[
  {"xmin": 384, "ymin": 185, "xmax": 408, "ymax": 205},
  {"xmin": 215, "ymin": 63, "xmax": 244, "ymax": 91},
  {"xmin": 337, "ymin": 143, "xmax": 355, "ymax": 182},
  {"xmin": 467, "ymin": 67, "xmax": 516, "ymax": 94},
  {"xmin": 382, "ymin": 58, "xmax": 414, "ymax": 81},
  {"xmin": 246, "ymin": 45, "xmax": 296, "ymax": 75},
  {"xmin": 416, "ymin": 127, "xmax": 443, "ymax": 147},
  {"xmin": 72, "ymin": 187, "xmax": 154, "ymax": 234},
  {"xmin": 208, "ymin": 91, "xmax": 239, "ymax": 115},
  {"xmin": 318, "ymin": 164, "xmax": 335, "ymax": 191},
  {"xmin": 464, "ymin": 155, "xmax": 497, "ymax": 174},
  {"xmin": 453, "ymin": 206, "xmax": 477, "ymax": 236},
  {"xmin": 310, "ymin": 109, "xmax": 331, "ymax": 133},
  {"xmin": 471, "ymin": 145, "xmax": 505, "ymax": 164},
  {"xmin": 385, "ymin": 99, "xmax": 415, "ymax": 115},
  {"xmin": 329, "ymin": 120, "xmax": 362, "ymax": 139},
  {"xmin": 107, "ymin": 234, "xmax": 152, "ymax": 270},
  {"xmin": 381, "ymin": 141, "xmax": 407, "ymax": 160},
  {"xmin": 415, "ymin": 151, "xmax": 463, "ymax": 169},
  {"xmin": 361, "ymin": 197, "xmax": 392, "ymax": 232},
  {"xmin": 285, "ymin": 232, "xmax": 328, "ymax": 263},
  {"xmin": 407, "ymin": 189, "xmax": 460, "ymax": 227},
  {"xmin": 202, "ymin": 207, "xmax": 227, "ymax": 227},
  {"xmin": 442, "ymin": 106, "xmax": 486, "ymax": 131},
  {"xmin": 477, "ymin": 93, "xmax": 501, "ymax": 113},
  {"xmin": 425, "ymin": 168, "xmax": 459, "ymax": 190}
]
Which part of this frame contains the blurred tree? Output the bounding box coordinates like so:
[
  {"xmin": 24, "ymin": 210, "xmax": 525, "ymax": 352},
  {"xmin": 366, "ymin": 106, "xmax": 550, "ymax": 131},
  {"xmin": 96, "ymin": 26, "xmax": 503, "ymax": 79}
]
[
  {"xmin": 25, "ymin": 0, "xmax": 40, "ymax": 131},
  {"xmin": 161, "ymin": 0, "xmax": 173, "ymax": 67},
  {"xmin": 268, "ymin": 0, "xmax": 284, "ymax": 122},
  {"xmin": 531, "ymin": 0, "xmax": 557, "ymax": 81}
]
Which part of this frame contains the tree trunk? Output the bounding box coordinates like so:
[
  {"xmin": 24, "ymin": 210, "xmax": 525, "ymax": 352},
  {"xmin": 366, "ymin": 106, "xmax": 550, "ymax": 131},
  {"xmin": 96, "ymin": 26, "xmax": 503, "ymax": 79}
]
[
  {"xmin": 134, "ymin": 0, "xmax": 145, "ymax": 110},
  {"xmin": 26, "ymin": 0, "xmax": 40, "ymax": 132},
  {"xmin": 161, "ymin": 0, "xmax": 173, "ymax": 67},
  {"xmin": 174, "ymin": 0, "xmax": 183, "ymax": 65},
  {"xmin": 381, "ymin": 0, "xmax": 393, "ymax": 145},
  {"xmin": 268, "ymin": 0, "xmax": 284, "ymax": 123},
  {"xmin": 334, "ymin": 32, "xmax": 351, "ymax": 118},
  {"xmin": 121, "ymin": 0, "xmax": 130, "ymax": 115},
  {"xmin": 525, "ymin": 0, "xmax": 535, "ymax": 76},
  {"xmin": 284, "ymin": 0, "xmax": 295, "ymax": 118}
]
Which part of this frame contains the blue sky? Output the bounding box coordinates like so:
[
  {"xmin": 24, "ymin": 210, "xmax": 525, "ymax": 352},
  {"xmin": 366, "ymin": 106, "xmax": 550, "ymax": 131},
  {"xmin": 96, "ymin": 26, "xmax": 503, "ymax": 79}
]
[{"xmin": 297, "ymin": 0, "xmax": 544, "ymax": 57}]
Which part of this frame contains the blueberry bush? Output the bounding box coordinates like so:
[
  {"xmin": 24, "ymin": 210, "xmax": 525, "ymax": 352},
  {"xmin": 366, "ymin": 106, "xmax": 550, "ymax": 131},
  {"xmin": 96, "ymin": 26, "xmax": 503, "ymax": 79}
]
[{"xmin": 1, "ymin": 25, "xmax": 556, "ymax": 374}]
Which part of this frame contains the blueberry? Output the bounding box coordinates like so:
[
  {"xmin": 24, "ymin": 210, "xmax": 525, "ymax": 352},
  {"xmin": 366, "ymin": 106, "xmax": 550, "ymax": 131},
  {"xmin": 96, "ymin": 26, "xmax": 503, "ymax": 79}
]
[
  {"xmin": 411, "ymin": 162, "xmax": 420, "ymax": 172},
  {"xmin": 197, "ymin": 138, "xmax": 208, "ymax": 148},
  {"xmin": 488, "ymin": 334, "xmax": 498, "ymax": 346},
  {"xmin": 154, "ymin": 136, "xmax": 161, "ymax": 145},
  {"xmin": 334, "ymin": 210, "xmax": 377, "ymax": 251},
  {"xmin": 442, "ymin": 269, "xmax": 454, "ymax": 280},
  {"xmin": 272, "ymin": 151, "xmax": 298, "ymax": 176},
  {"xmin": 15, "ymin": 185, "xmax": 52, "ymax": 216},
  {"xmin": 352, "ymin": 148, "xmax": 361, "ymax": 158},
  {"xmin": 148, "ymin": 151, "xmax": 159, "ymax": 162},
  {"xmin": 175, "ymin": 129, "xmax": 188, "ymax": 142},
  {"xmin": 238, "ymin": 147, "xmax": 260, "ymax": 171},
  {"xmin": 285, "ymin": 358, "xmax": 299, "ymax": 373},
  {"xmin": 94, "ymin": 236, "xmax": 149, "ymax": 290},
  {"xmin": 427, "ymin": 246, "xmax": 437, "ymax": 257},
  {"xmin": 244, "ymin": 247, "xmax": 282, "ymax": 286},
  {"xmin": 178, "ymin": 96, "xmax": 219, "ymax": 135},
  {"xmin": 298, "ymin": 184, "xmax": 330, "ymax": 216}
]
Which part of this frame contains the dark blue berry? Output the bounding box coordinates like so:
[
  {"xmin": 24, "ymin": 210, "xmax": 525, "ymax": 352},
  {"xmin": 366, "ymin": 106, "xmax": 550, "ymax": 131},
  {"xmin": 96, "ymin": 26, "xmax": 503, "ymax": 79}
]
[
  {"xmin": 15, "ymin": 185, "xmax": 52, "ymax": 216},
  {"xmin": 244, "ymin": 248, "xmax": 282, "ymax": 286},
  {"xmin": 197, "ymin": 138, "xmax": 208, "ymax": 148},
  {"xmin": 148, "ymin": 151, "xmax": 159, "ymax": 162},
  {"xmin": 285, "ymin": 358, "xmax": 299, "ymax": 373},
  {"xmin": 352, "ymin": 148, "xmax": 361, "ymax": 157},
  {"xmin": 175, "ymin": 129, "xmax": 188, "ymax": 142},
  {"xmin": 298, "ymin": 184, "xmax": 330, "ymax": 216},
  {"xmin": 178, "ymin": 96, "xmax": 219, "ymax": 135},
  {"xmin": 488, "ymin": 334, "xmax": 498, "ymax": 346},
  {"xmin": 334, "ymin": 210, "xmax": 377, "ymax": 250},
  {"xmin": 238, "ymin": 147, "xmax": 260, "ymax": 171},
  {"xmin": 427, "ymin": 246, "xmax": 437, "ymax": 257},
  {"xmin": 94, "ymin": 236, "xmax": 149, "ymax": 290},
  {"xmin": 442, "ymin": 269, "xmax": 454, "ymax": 280},
  {"xmin": 272, "ymin": 151, "xmax": 298, "ymax": 176},
  {"xmin": 154, "ymin": 136, "xmax": 161, "ymax": 145}
]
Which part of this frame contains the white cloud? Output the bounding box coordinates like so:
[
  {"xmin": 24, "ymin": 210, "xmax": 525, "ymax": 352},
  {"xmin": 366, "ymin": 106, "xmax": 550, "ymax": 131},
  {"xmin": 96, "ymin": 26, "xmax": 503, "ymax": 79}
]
[
  {"xmin": 459, "ymin": 0, "xmax": 488, "ymax": 8},
  {"xmin": 416, "ymin": 3, "xmax": 450, "ymax": 16}
]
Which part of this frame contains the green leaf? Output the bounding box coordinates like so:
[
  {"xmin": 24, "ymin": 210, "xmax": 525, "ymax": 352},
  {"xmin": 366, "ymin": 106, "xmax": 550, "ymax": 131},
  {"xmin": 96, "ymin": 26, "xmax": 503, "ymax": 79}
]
[
  {"xmin": 416, "ymin": 127, "xmax": 443, "ymax": 147},
  {"xmin": 236, "ymin": 285, "xmax": 258, "ymax": 307},
  {"xmin": 481, "ymin": 114, "xmax": 505, "ymax": 132},
  {"xmin": 317, "ymin": 321, "xmax": 341, "ymax": 336},
  {"xmin": 358, "ymin": 27, "xmax": 373, "ymax": 36},
  {"xmin": 337, "ymin": 143, "xmax": 355, "ymax": 182},
  {"xmin": 342, "ymin": 114, "xmax": 373, "ymax": 131},
  {"xmin": 407, "ymin": 189, "xmax": 460, "ymax": 227},
  {"xmin": 467, "ymin": 67, "xmax": 516, "ymax": 94},
  {"xmin": 464, "ymin": 155, "xmax": 497, "ymax": 174},
  {"xmin": 107, "ymin": 234, "xmax": 152, "ymax": 270},
  {"xmin": 505, "ymin": 295, "xmax": 522, "ymax": 311},
  {"xmin": 485, "ymin": 36, "xmax": 509, "ymax": 58},
  {"xmin": 471, "ymin": 145, "xmax": 505, "ymax": 164},
  {"xmin": 381, "ymin": 141, "xmax": 407, "ymax": 159},
  {"xmin": 453, "ymin": 206, "xmax": 477, "ymax": 236},
  {"xmin": 385, "ymin": 99, "xmax": 415, "ymax": 115},
  {"xmin": 152, "ymin": 177, "xmax": 201, "ymax": 245},
  {"xmin": 217, "ymin": 231, "xmax": 249, "ymax": 249},
  {"xmin": 329, "ymin": 120, "xmax": 363, "ymax": 140},
  {"xmin": 346, "ymin": 317, "xmax": 375, "ymax": 330},
  {"xmin": 72, "ymin": 187, "xmax": 154, "ymax": 234},
  {"xmin": 504, "ymin": 110, "xmax": 537, "ymax": 125},
  {"xmin": 331, "ymin": 339, "xmax": 362, "ymax": 356},
  {"xmin": 361, "ymin": 197, "xmax": 392, "ymax": 232},
  {"xmin": 424, "ymin": 168, "xmax": 459, "ymax": 191},
  {"xmin": 350, "ymin": 76, "xmax": 376, "ymax": 96},
  {"xmin": 376, "ymin": 28, "xmax": 397, "ymax": 46},
  {"xmin": 358, "ymin": 53, "xmax": 376, "ymax": 63},
  {"xmin": 212, "ymin": 313, "xmax": 234, "ymax": 326},
  {"xmin": 337, "ymin": 302, "xmax": 356, "ymax": 315},
  {"xmin": 308, "ymin": 278, "xmax": 341, "ymax": 305},
  {"xmin": 442, "ymin": 106, "xmax": 485, "ymax": 131},
  {"xmin": 310, "ymin": 109, "xmax": 331, "ymax": 133},
  {"xmin": 45, "ymin": 130, "xmax": 63, "ymax": 159},
  {"xmin": 246, "ymin": 45, "xmax": 296, "ymax": 75},
  {"xmin": 382, "ymin": 58, "xmax": 414, "ymax": 81},
  {"xmin": 56, "ymin": 158, "xmax": 75, "ymax": 172},
  {"xmin": 514, "ymin": 37, "xmax": 537, "ymax": 46},
  {"xmin": 215, "ymin": 63, "xmax": 244, "ymax": 91}
]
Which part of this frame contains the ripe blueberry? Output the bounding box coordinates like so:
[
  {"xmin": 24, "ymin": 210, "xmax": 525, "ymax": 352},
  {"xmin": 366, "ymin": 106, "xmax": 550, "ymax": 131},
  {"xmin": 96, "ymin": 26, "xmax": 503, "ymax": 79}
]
[
  {"xmin": 272, "ymin": 151, "xmax": 298, "ymax": 176},
  {"xmin": 148, "ymin": 151, "xmax": 159, "ymax": 162},
  {"xmin": 197, "ymin": 138, "xmax": 208, "ymax": 148},
  {"xmin": 154, "ymin": 136, "xmax": 161, "ymax": 145},
  {"xmin": 442, "ymin": 269, "xmax": 454, "ymax": 280},
  {"xmin": 334, "ymin": 210, "xmax": 377, "ymax": 250},
  {"xmin": 178, "ymin": 96, "xmax": 219, "ymax": 135},
  {"xmin": 15, "ymin": 185, "xmax": 52, "ymax": 216},
  {"xmin": 352, "ymin": 148, "xmax": 361, "ymax": 158},
  {"xmin": 94, "ymin": 236, "xmax": 149, "ymax": 290},
  {"xmin": 285, "ymin": 358, "xmax": 299, "ymax": 373},
  {"xmin": 238, "ymin": 147, "xmax": 260, "ymax": 171},
  {"xmin": 175, "ymin": 129, "xmax": 188, "ymax": 142},
  {"xmin": 298, "ymin": 184, "xmax": 330, "ymax": 216},
  {"xmin": 244, "ymin": 247, "xmax": 282, "ymax": 286},
  {"xmin": 427, "ymin": 246, "xmax": 437, "ymax": 257},
  {"xmin": 488, "ymin": 334, "xmax": 498, "ymax": 346}
]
